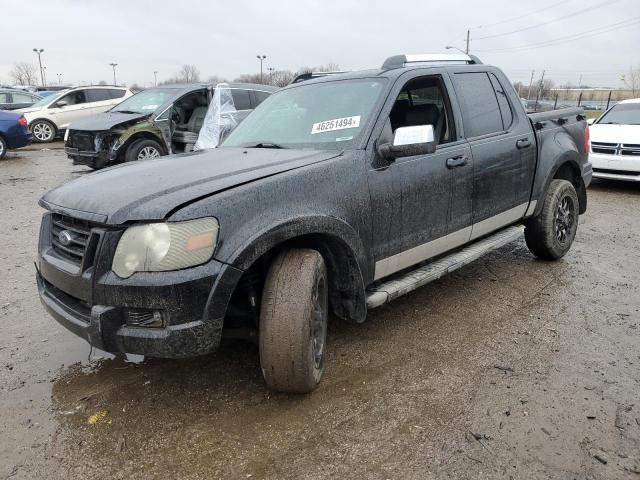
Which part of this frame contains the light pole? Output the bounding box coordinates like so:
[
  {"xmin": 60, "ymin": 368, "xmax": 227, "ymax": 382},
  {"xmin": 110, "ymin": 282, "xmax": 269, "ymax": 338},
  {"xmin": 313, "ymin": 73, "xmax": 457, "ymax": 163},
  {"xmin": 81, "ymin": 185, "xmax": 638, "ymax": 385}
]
[
  {"xmin": 42, "ymin": 66, "xmax": 48, "ymax": 86},
  {"xmin": 56, "ymin": 73, "xmax": 62, "ymax": 86},
  {"xmin": 153, "ymin": 70, "xmax": 158, "ymax": 86},
  {"xmin": 109, "ymin": 63, "xmax": 118, "ymax": 85},
  {"xmin": 256, "ymin": 55, "xmax": 266, "ymax": 83},
  {"xmin": 33, "ymin": 48, "xmax": 44, "ymax": 86},
  {"xmin": 267, "ymin": 67, "xmax": 274, "ymax": 84}
]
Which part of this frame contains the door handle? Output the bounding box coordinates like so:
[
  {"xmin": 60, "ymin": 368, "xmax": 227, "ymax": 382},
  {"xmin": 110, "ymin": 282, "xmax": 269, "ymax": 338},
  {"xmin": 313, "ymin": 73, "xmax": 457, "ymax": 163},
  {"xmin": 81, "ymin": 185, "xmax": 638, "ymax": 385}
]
[
  {"xmin": 516, "ymin": 138, "xmax": 532, "ymax": 149},
  {"xmin": 446, "ymin": 155, "xmax": 469, "ymax": 169}
]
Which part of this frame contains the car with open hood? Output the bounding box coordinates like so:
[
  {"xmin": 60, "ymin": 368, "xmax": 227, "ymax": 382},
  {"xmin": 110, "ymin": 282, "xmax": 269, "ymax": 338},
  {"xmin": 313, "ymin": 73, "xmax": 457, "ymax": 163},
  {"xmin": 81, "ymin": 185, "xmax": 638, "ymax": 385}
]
[
  {"xmin": 17, "ymin": 85, "xmax": 132, "ymax": 142},
  {"xmin": 37, "ymin": 53, "xmax": 590, "ymax": 393},
  {"xmin": 64, "ymin": 83, "xmax": 277, "ymax": 169}
]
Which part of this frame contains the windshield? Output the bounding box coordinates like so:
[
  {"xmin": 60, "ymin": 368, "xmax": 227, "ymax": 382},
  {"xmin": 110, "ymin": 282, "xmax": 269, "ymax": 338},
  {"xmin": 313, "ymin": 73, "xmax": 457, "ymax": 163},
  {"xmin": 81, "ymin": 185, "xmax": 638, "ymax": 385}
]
[
  {"xmin": 597, "ymin": 103, "xmax": 640, "ymax": 125},
  {"xmin": 30, "ymin": 90, "xmax": 67, "ymax": 108},
  {"xmin": 111, "ymin": 88, "xmax": 176, "ymax": 114},
  {"xmin": 222, "ymin": 78, "xmax": 387, "ymax": 148}
]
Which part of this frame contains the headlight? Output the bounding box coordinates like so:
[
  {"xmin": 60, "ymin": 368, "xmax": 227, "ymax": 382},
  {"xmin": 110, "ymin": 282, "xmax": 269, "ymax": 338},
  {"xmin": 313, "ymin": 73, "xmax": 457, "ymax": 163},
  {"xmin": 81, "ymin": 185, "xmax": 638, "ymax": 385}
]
[
  {"xmin": 112, "ymin": 218, "xmax": 219, "ymax": 278},
  {"xmin": 64, "ymin": 129, "xmax": 70, "ymax": 142}
]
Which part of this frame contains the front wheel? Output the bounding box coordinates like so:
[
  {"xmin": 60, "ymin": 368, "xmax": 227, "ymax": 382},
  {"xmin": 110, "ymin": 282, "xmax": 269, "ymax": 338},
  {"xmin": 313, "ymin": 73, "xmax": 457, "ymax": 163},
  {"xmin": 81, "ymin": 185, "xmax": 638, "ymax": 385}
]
[
  {"xmin": 525, "ymin": 179, "xmax": 579, "ymax": 260},
  {"xmin": 259, "ymin": 249, "xmax": 328, "ymax": 393},
  {"xmin": 124, "ymin": 138, "xmax": 163, "ymax": 162},
  {"xmin": 30, "ymin": 120, "xmax": 56, "ymax": 143}
]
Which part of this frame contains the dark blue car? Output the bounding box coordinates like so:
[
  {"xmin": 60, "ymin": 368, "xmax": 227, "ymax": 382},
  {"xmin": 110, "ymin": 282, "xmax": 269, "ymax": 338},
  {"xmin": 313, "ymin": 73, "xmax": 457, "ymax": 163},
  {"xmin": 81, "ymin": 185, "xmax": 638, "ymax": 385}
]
[{"xmin": 0, "ymin": 110, "xmax": 32, "ymax": 159}]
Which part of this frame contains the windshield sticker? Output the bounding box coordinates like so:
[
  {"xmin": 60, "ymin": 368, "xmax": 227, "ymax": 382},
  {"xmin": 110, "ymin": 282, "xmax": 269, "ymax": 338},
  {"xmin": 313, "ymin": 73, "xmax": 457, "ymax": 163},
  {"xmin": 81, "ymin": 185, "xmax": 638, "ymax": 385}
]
[
  {"xmin": 141, "ymin": 104, "xmax": 158, "ymax": 110},
  {"xmin": 311, "ymin": 116, "xmax": 360, "ymax": 134},
  {"xmin": 335, "ymin": 136, "xmax": 354, "ymax": 142}
]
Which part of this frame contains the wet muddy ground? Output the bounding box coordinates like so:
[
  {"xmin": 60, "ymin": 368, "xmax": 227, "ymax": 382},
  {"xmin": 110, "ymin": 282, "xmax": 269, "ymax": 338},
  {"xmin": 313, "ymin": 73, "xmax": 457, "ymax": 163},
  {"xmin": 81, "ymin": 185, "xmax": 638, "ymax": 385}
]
[{"xmin": 1, "ymin": 144, "xmax": 639, "ymax": 479}]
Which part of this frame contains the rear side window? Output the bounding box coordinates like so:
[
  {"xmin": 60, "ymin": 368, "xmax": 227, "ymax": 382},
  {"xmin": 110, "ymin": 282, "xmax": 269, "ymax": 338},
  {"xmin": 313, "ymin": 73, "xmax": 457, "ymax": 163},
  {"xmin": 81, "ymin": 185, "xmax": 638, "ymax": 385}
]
[
  {"xmin": 0, "ymin": 93, "xmax": 8, "ymax": 102},
  {"xmin": 252, "ymin": 90, "xmax": 271, "ymax": 106},
  {"xmin": 453, "ymin": 72, "xmax": 503, "ymax": 137},
  {"xmin": 108, "ymin": 89, "xmax": 126, "ymax": 99},
  {"xmin": 489, "ymin": 73, "xmax": 513, "ymax": 130},
  {"xmin": 86, "ymin": 89, "xmax": 111, "ymax": 102},
  {"xmin": 13, "ymin": 93, "xmax": 37, "ymax": 103},
  {"xmin": 231, "ymin": 89, "xmax": 251, "ymax": 110}
]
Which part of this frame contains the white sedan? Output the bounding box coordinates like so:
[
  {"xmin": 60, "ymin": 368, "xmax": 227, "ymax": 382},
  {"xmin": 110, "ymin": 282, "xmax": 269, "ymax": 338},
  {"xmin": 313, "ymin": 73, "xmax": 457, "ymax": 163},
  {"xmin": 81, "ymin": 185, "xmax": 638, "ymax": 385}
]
[{"xmin": 589, "ymin": 98, "xmax": 640, "ymax": 182}]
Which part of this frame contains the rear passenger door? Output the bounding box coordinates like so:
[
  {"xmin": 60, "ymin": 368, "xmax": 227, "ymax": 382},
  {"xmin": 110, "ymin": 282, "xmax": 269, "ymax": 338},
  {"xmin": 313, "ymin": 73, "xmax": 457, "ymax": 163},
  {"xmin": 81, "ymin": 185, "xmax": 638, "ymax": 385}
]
[
  {"xmin": 85, "ymin": 89, "xmax": 115, "ymax": 115},
  {"xmin": 451, "ymin": 70, "xmax": 533, "ymax": 239}
]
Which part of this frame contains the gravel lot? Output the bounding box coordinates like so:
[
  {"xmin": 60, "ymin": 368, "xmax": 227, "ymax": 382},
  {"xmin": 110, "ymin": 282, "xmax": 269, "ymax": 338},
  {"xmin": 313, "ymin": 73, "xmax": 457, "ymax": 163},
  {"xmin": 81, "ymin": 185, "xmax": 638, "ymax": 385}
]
[{"xmin": 1, "ymin": 143, "xmax": 639, "ymax": 479}]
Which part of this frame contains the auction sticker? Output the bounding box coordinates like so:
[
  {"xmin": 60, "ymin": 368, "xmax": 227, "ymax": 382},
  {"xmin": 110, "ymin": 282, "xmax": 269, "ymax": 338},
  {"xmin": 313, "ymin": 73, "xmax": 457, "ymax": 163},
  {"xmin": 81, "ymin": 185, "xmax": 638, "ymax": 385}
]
[{"xmin": 311, "ymin": 116, "xmax": 360, "ymax": 134}]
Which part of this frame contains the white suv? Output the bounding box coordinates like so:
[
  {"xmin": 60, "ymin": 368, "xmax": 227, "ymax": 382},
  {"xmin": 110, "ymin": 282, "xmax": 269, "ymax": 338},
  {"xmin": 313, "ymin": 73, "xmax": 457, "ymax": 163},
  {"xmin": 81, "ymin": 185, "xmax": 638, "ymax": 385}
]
[{"xmin": 17, "ymin": 85, "xmax": 132, "ymax": 143}]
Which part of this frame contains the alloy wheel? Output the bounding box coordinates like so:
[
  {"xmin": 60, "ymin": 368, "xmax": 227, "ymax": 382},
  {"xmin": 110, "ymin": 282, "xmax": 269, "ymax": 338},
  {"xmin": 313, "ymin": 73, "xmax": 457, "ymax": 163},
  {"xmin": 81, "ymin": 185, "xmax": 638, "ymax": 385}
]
[
  {"xmin": 137, "ymin": 146, "xmax": 160, "ymax": 160},
  {"xmin": 32, "ymin": 122, "xmax": 53, "ymax": 142},
  {"xmin": 554, "ymin": 195, "xmax": 575, "ymax": 244}
]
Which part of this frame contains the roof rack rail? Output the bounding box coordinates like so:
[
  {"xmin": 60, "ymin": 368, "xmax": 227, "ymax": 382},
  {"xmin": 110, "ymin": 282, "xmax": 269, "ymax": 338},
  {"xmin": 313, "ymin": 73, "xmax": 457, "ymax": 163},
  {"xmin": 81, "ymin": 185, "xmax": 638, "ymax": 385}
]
[
  {"xmin": 381, "ymin": 53, "xmax": 482, "ymax": 70},
  {"xmin": 290, "ymin": 71, "xmax": 348, "ymax": 84}
]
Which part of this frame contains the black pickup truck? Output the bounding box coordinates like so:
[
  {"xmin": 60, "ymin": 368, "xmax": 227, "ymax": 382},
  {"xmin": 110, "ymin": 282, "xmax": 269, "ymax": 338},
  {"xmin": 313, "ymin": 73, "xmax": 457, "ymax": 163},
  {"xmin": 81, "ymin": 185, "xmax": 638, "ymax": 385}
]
[{"xmin": 36, "ymin": 54, "xmax": 591, "ymax": 393}]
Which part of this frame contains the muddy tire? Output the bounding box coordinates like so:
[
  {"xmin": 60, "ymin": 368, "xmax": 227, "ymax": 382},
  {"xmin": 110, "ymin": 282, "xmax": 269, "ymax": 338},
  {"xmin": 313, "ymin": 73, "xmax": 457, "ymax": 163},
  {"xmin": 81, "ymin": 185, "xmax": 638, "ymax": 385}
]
[
  {"xmin": 259, "ymin": 249, "xmax": 328, "ymax": 393},
  {"xmin": 525, "ymin": 179, "xmax": 579, "ymax": 260},
  {"xmin": 30, "ymin": 120, "xmax": 56, "ymax": 143},
  {"xmin": 125, "ymin": 138, "xmax": 163, "ymax": 162},
  {"xmin": 0, "ymin": 136, "xmax": 6, "ymax": 159}
]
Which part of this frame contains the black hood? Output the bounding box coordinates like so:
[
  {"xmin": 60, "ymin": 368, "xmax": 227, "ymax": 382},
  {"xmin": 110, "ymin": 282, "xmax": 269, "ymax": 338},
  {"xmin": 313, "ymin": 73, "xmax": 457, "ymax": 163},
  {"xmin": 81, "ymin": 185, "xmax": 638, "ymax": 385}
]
[
  {"xmin": 69, "ymin": 111, "xmax": 149, "ymax": 132},
  {"xmin": 41, "ymin": 147, "xmax": 341, "ymax": 224}
]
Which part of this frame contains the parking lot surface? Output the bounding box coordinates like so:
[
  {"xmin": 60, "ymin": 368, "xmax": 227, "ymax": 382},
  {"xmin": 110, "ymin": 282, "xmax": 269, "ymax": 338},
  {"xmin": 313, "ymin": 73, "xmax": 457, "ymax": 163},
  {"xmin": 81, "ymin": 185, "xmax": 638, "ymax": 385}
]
[{"xmin": 1, "ymin": 144, "xmax": 639, "ymax": 479}]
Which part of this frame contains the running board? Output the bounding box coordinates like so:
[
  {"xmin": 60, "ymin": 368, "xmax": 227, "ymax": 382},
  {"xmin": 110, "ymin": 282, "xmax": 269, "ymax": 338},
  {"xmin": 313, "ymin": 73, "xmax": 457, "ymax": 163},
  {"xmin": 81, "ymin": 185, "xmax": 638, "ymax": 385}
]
[{"xmin": 366, "ymin": 224, "xmax": 525, "ymax": 309}]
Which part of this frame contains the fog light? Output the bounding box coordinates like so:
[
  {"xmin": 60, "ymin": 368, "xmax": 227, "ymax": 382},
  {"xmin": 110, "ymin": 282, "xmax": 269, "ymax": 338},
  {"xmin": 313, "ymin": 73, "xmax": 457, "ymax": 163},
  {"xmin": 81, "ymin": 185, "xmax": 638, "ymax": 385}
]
[{"xmin": 124, "ymin": 309, "xmax": 165, "ymax": 328}]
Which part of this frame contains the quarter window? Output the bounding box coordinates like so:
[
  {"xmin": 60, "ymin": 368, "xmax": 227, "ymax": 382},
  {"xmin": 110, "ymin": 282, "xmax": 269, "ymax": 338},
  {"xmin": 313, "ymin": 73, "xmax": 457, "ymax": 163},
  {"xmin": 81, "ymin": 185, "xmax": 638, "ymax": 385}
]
[
  {"xmin": 231, "ymin": 89, "xmax": 251, "ymax": 110},
  {"xmin": 489, "ymin": 73, "xmax": 514, "ymax": 130},
  {"xmin": 108, "ymin": 89, "xmax": 126, "ymax": 99},
  {"xmin": 86, "ymin": 89, "xmax": 112, "ymax": 102},
  {"xmin": 453, "ymin": 72, "xmax": 503, "ymax": 137}
]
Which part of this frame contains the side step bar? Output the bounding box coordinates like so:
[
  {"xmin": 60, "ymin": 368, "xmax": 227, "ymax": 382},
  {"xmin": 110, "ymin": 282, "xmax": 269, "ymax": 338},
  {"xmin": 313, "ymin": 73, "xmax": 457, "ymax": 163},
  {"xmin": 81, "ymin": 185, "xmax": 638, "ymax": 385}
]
[{"xmin": 366, "ymin": 224, "xmax": 525, "ymax": 309}]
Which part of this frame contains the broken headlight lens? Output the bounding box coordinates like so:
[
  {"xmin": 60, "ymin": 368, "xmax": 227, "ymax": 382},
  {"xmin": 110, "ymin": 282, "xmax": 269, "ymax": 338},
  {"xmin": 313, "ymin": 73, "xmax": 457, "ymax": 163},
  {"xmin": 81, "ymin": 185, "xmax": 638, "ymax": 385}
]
[{"xmin": 112, "ymin": 218, "xmax": 219, "ymax": 278}]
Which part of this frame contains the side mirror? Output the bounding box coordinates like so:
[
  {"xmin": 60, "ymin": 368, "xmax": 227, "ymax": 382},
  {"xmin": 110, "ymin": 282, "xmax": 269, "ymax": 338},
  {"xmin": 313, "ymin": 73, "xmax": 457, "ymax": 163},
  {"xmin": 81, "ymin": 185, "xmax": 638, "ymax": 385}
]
[
  {"xmin": 587, "ymin": 118, "xmax": 595, "ymax": 125},
  {"xmin": 378, "ymin": 125, "xmax": 437, "ymax": 161},
  {"xmin": 56, "ymin": 100, "xmax": 68, "ymax": 108}
]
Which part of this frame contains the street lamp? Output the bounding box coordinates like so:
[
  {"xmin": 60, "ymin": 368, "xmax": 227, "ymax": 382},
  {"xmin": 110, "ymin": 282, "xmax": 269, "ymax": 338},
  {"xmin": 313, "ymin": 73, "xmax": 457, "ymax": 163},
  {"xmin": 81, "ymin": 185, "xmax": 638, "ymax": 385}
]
[
  {"xmin": 256, "ymin": 55, "xmax": 266, "ymax": 83},
  {"xmin": 267, "ymin": 67, "xmax": 274, "ymax": 84},
  {"xmin": 153, "ymin": 70, "xmax": 158, "ymax": 87},
  {"xmin": 42, "ymin": 66, "xmax": 47, "ymax": 86},
  {"xmin": 445, "ymin": 45, "xmax": 466, "ymax": 54},
  {"xmin": 109, "ymin": 63, "xmax": 118, "ymax": 85},
  {"xmin": 33, "ymin": 48, "xmax": 44, "ymax": 86},
  {"xmin": 56, "ymin": 73, "xmax": 62, "ymax": 86}
]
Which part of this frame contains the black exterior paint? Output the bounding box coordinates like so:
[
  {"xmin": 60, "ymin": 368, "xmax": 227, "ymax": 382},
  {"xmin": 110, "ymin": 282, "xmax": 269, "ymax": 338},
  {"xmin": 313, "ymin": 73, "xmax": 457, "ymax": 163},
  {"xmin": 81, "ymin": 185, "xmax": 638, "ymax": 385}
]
[{"xmin": 36, "ymin": 62, "xmax": 591, "ymax": 358}]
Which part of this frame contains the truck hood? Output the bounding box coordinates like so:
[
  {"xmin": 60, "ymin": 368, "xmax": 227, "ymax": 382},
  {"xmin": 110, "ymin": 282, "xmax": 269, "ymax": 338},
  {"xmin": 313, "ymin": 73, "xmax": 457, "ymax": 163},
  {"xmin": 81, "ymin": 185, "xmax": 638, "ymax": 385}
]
[
  {"xmin": 590, "ymin": 124, "xmax": 640, "ymax": 144},
  {"xmin": 40, "ymin": 147, "xmax": 341, "ymax": 225},
  {"xmin": 69, "ymin": 112, "xmax": 148, "ymax": 132}
]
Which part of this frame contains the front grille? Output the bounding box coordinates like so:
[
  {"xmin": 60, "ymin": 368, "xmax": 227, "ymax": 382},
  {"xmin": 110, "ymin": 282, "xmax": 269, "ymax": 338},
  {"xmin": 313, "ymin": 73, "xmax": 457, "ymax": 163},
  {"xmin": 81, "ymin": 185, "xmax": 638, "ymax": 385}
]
[
  {"xmin": 72, "ymin": 132, "xmax": 95, "ymax": 151},
  {"xmin": 591, "ymin": 142, "xmax": 640, "ymax": 156},
  {"xmin": 591, "ymin": 142, "xmax": 617, "ymax": 155},
  {"xmin": 50, "ymin": 214, "xmax": 93, "ymax": 265}
]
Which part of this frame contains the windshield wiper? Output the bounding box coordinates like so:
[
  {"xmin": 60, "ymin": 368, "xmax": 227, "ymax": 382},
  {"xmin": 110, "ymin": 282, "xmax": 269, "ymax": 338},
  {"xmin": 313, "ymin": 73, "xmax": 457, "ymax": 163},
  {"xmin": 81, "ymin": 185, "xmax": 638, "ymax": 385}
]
[{"xmin": 244, "ymin": 142, "xmax": 286, "ymax": 149}]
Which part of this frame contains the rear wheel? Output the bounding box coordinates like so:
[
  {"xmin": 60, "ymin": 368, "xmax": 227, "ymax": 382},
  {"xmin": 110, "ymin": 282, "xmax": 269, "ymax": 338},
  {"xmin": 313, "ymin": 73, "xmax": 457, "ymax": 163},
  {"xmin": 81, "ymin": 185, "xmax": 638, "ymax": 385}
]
[
  {"xmin": 0, "ymin": 136, "xmax": 7, "ymax": 159},
  {"xmin": 30, "ymin": 120, "xmax": 56, "ymax": 143},
  {"xmin": 259, "ymin": 249, "xmax": 328, "ymax": 393},
  {"xmin": 125, "ymin": 138, "xmax": 163, "ymax": 162},
  {"xmin": 525, "ymin": 179, "xmax": 579, "ymax": 260}
]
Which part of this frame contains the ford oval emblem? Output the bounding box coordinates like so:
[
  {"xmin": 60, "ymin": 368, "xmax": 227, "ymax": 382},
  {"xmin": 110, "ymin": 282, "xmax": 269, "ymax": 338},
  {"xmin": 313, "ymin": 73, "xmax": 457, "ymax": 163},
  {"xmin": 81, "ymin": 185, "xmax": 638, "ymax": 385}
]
[{"xmin": 58, "ymin": 230, "xmax": 74, "ymax": 246}]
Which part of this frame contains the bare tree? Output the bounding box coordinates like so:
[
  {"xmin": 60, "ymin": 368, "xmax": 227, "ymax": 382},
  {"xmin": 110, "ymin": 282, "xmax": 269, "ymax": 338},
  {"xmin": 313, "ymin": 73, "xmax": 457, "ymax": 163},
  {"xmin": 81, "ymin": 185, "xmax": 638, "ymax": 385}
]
[
  {"xmin": 622, "ymin": 66, "xmax": 640, "ymax": 96},
  {"xmin": 179, "ymin": 64, "xmax": 200, "ymax": 83},
  {"xmin": 207, "ymin": 75, "xmax": 228, "ymax": 85},
  {"xmin": 10, "ymin": 62, "xmax": 38, "ymax": 86},
  {"xmin": 98, "ymin": 80, "xmax": 108, "ymax": 85},
  {"xmin": 269, "ymin": 70, "xmax": 295, "ymax": 87}
]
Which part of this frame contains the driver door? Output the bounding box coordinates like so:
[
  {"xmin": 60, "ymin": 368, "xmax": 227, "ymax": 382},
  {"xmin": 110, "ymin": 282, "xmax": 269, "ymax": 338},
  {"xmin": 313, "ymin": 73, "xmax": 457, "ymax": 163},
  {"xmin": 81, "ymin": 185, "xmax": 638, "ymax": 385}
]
[{"xmin": 367, "ymin": 72, "xmax": 473, "ymax": 280}]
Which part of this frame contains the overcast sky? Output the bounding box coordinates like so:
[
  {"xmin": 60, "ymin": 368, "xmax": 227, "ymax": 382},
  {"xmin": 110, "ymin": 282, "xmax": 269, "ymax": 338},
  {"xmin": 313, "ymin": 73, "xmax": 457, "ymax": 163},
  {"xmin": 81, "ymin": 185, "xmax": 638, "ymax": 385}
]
[{"xmin": 1, "ymin": 0, "xmax": 638, "ymax": 88}]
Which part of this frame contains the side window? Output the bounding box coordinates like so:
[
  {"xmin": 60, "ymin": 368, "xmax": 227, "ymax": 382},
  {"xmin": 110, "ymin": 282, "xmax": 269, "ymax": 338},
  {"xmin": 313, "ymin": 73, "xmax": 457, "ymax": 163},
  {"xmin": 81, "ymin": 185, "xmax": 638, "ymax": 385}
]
[
  {"xmin": 252, "ymin": 90, "xmax": 271, "ymax": 106},
  {"xmin": 108, "ymin": 89, "xmax": 126, "ymax": 99},
  {"xmin": 489, "ymin": 73, "xmax": 513, "ymax": 130},
  {"xmin": 86, "ymin": 89, "xmax": 111, "ymax": 102},
  {"xmin": 453, "ymin": 72, "xmax": 503, "ymax": 137},
  {"xmin": 387, "ymin": 75, "xmax": 455, "ymax": 144},
  {"xmin": 231, "ymin": 89, "xmax": 251, "ymax": 110},
  {"xmin": 13, "ymin": 93, "xmax": 36, "ymax": 103},
  {"xmin": 57, "ymin": 90, "xmax": 87, "ymax": 106},
  {"xmin": 0, "ymin": 93, "xmax": 11, "ymax": 102}
]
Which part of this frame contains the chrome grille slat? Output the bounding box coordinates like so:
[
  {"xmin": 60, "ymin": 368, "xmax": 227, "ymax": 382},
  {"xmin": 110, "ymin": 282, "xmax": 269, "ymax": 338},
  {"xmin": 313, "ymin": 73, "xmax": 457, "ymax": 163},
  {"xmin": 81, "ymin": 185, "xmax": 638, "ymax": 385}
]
[
  {"xmin": 50, "ymin": 214, "xmax": 95, "ymax": 267},
  {"xmin": 591, "ymin": 142, "xmax": 640, "ymax": 156}
]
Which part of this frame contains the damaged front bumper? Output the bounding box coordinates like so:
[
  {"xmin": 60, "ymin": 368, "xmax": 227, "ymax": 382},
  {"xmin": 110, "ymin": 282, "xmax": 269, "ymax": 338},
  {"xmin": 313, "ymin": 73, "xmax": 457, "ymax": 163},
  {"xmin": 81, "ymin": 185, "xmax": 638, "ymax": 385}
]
[{"xmin": 65, "ymin": 131, "xmax": 120, "ymax": 169}]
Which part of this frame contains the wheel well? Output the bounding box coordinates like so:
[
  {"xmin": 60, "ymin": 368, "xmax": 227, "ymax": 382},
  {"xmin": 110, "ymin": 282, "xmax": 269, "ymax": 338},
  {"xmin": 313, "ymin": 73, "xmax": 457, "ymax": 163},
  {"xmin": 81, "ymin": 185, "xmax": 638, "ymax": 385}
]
[
  {"xmin": 29, "ymin": 118, "xmax": 58, "ymax": 133},
  {"xmin": 224, "ymin": 233, "xmax": 366, "ymax": 336},
  {"xmin": 553, "ymin": 161, "xmax": 586, "ymax": 214}
]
